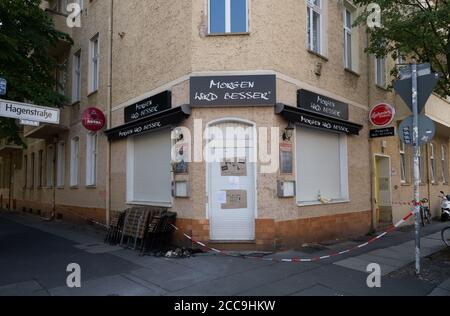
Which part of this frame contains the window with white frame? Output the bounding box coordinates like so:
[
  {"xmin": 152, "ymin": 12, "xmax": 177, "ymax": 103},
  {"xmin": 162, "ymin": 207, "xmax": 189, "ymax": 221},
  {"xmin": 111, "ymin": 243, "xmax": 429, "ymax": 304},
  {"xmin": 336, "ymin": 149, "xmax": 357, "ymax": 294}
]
[
  {"xmin": 400, "ymin": 142, "xmax": 408, "ymax": 183},
  {"xmin": 442, "ymin": 144, "xmax": 449, "ymax": 184},
  {"xmin": 70, "ymin": 137, "xmax": 80, "ymax": 186},
  {"xmin": 46, "ymin": 145, "xmax": 54, "ymax": 187},
  {"xmin": 430, "ymin": 143, "xmax": 437, "ymax": 184},
  {"xmin": 89, "ymin": 34, "xmax": 99, "ymax": 93},
  {"xmin": 208, "ymin": 0, "xmax": 248, "ymax": 34},
  {"xmin": 56, "ymin": 142, "xmax": 65, "ymax": 187},
  {"xmin": 31, "ymin": 153, "xmax": 35, "ymax": 189},
  {"xmin": 343, "ymin": 8, "xmax": 353, "ymax": 70},
  {"xmin": 127, "ymin": 129, "xmax": 172, "ymax": 205},
  {"xmin": 72, "ymin": 50, "xmax": 81, "ymax": 103},
  {"xmin": 296, "ymin": 127, "xmax": 348, "ymax": 204},
  {"xmin": 23, "ymin": 155, "xmax": 28, "ymax": 189},
  {"xmin": 375, "ymin": 56, "xmax": 386, "ymax": 87},
  {"xmin": 307, "ymin": 0, "xmax": 322, "ymax": 54},
  {"xmin": 38, "ymin": 150, "xmax": 44, "ymax": 188},
  {"xmin": 86, "ymin": 132, "xmax": 97, "ymax": 186}
]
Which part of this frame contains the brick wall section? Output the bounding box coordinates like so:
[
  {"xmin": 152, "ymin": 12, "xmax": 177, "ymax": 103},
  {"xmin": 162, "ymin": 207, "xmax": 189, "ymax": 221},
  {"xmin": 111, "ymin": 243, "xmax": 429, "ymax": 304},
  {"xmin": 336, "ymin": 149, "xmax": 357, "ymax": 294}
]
[{"xmin": 172, "ymin": 210, "xmax": 372, "ymax": 251}]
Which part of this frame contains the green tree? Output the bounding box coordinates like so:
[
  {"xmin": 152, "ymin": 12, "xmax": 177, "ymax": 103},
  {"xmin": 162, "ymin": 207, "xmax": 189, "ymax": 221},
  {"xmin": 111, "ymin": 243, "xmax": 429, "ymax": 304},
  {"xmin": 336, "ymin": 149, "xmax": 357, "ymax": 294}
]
[
  {"xmin": 0, "ymin": 0, "xmax": 72, "ymax": 146},
  {"xmin": 353, "ymin": 0, "xmax": 450, "ymax": 97}
]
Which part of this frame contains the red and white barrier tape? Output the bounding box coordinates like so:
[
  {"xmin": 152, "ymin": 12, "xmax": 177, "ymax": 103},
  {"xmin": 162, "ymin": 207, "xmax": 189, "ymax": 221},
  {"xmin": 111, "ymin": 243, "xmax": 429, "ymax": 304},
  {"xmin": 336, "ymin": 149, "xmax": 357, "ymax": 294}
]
[{"xmin": 171, "ymin": 211, "xmax": 414, "ymax": 263}]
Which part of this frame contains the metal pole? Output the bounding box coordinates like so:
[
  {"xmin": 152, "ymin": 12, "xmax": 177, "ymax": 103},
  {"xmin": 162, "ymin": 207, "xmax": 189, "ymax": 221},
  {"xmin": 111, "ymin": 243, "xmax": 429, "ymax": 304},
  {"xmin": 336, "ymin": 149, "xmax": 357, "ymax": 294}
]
[{"xmin": 411, "ymin": 61, "xmax": 421, "ymax": 275}]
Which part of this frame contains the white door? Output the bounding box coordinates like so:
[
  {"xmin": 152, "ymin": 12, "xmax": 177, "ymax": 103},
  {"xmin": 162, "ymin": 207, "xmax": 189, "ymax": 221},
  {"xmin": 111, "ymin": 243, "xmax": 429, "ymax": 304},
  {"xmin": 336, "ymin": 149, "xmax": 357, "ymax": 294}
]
[{"xmin": 207, "ymin": 121, "xmax": 256, "ymax": 241}]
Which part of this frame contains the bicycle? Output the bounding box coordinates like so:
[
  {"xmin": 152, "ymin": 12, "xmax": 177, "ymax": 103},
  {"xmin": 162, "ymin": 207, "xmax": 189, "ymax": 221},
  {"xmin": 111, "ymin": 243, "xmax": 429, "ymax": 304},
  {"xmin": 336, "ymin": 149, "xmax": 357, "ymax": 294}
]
[
  {"xmin": 442, "ymin": 226, "xmax": 450, "ymax": 247},
  {"xmin": 419, "ymin": 198, "xmax": 432, "ymax": 226}
]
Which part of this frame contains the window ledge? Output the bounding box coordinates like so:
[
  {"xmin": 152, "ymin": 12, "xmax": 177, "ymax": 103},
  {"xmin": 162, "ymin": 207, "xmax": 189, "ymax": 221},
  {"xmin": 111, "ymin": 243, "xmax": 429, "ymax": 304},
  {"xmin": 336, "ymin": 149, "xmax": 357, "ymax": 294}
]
[
  {"xmin": 87, "ymin": 90, "xmax": 98, "ymax": 98},
  {"xmin": 344, "ymin": 68, "xmax": 360, "ymax": 77},
  {"xmin": 70, "ymin": 185, "xmax": 79, "ymax": 189},
  {"xmin": 86, "ymin": 185, "xmax": 97, "ymax": 189},
  {"xmin": 401, "ymin": 182, "xmax": 411, "ymax": 186},
  {"xmin": 297, "ymin": 199, "xmax": 350, "ymax": 207},
  {"xmin": 206, "ymin": 32, "xmax": 250, "ymax": 37},
  {"xmin": 375, "ymin": 84, "xmax": 389, "ymax": 91},
  {"xmin": 126, "ymin": 201, "xmax": 172, "ymax": 208},
  {"xmin": 56, "ymin": 186, "xmax": 65, "ymax": 190},
  {"xmin": 307, "ymin": 49, "xmax": 329, "ymax": 62},
  {"xmin": 71, "ymin": 100, "xmax": 81, "ymax": 106}
]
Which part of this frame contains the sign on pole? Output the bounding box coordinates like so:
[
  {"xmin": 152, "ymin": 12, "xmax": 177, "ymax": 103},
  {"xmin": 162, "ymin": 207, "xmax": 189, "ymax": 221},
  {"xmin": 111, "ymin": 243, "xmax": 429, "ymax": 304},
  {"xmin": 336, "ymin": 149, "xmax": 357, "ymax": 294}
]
[
  {"xmin": 0, "ymin": 99, "xmax": 60, "ymax": 124},
  {"xmin": 0, "ymin": 78, "xmax": 6, "ymax": 96}
]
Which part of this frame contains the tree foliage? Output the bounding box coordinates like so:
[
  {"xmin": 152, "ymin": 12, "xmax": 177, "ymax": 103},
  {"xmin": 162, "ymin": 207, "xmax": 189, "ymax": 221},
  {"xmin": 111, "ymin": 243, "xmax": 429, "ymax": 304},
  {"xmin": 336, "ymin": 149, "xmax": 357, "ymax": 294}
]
[
  {"xmin": 0, "ymin": 0, "xmax": 72, "ymax": 145},
  {"xmin": 353, "ymin": 0, "xmax": 450, "ymax": 97}
]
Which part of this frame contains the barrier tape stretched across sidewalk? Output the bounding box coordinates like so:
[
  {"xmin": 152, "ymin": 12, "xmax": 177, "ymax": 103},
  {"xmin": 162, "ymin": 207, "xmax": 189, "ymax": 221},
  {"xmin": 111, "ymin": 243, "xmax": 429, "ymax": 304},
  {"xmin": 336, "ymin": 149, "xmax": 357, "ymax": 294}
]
[{"xmin": 171, "ymin": 211, "xmax": 414, "ymax": 263}]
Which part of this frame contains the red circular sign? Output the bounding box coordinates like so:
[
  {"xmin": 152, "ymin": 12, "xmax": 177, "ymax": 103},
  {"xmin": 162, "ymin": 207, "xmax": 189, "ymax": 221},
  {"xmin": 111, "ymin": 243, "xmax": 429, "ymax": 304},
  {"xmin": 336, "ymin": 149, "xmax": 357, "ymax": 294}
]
[
  {"xmin": 82, "ymin": 107, "xmax": 106, "ymax": 132},
  {"xmin": 369, "ymin": 103, "xmax": 395, "ymax": 127}
]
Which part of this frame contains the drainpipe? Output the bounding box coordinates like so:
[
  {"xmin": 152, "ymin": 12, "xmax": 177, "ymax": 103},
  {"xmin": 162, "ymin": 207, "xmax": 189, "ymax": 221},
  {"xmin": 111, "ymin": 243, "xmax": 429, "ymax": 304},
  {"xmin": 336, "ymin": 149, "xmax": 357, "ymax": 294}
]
[
  {"xmin": 105, "ymin": 0, "xmax": 114, "ymax": 226},
  {"xmin": 367, "ymin": 31, "xmax": 376, "ymax": 232}
]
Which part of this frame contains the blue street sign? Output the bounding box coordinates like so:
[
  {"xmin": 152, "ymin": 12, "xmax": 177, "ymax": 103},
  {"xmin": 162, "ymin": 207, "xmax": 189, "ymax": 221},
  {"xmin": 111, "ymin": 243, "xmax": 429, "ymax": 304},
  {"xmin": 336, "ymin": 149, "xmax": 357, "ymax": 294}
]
[{"xmin": 0, "ymin": 78, "xmax": 6, "ymax": 96}]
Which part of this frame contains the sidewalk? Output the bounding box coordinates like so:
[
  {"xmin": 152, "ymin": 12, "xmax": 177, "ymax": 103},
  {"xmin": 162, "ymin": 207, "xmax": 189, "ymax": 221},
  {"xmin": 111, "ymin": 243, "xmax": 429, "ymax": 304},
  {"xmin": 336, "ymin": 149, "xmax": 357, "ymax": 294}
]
[{"xmin": 0, "ymin": 209, "xmax": 449, "ymax": 296}]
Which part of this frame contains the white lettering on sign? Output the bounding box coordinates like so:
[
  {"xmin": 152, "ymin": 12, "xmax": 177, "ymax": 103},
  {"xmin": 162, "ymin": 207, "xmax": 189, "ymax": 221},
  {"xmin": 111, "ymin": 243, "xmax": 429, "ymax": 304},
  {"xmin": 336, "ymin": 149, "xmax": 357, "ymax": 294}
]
[
  {"xmin": 0, "ymin": 99, "xmax": 60, "ymax": 124},
  {"xmin": 209, "ymin": 80, "xmax": 255, "ymax": 90}
]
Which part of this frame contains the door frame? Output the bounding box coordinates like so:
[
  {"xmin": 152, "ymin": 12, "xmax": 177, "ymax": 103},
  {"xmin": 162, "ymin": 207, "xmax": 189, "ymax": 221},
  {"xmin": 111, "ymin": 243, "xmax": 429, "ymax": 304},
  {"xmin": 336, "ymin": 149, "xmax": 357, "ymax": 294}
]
[
  {"xmin": 205, "ymin": 117, "xmax": 258, "ymax": 240},
  {"xmin": 373, "ymin": 154, "xmax": 393, "ymax": 224}
]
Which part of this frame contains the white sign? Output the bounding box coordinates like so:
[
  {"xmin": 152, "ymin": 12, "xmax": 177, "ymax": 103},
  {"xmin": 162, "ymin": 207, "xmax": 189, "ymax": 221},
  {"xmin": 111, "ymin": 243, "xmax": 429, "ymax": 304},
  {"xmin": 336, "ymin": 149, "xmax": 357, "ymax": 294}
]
[
  {"xmin": 0, "ymin": 99, "xmax": 60, "ymax": 124},
  {"xmin": 20, "ymin": 119, "xmax": 40, "ymax": 127}
]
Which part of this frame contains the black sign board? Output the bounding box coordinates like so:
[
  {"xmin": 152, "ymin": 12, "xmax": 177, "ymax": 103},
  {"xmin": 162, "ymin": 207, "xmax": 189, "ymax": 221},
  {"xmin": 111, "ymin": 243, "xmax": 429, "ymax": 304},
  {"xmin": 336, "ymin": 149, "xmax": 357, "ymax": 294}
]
[
  {"xmin": 190, "ymin": 75, "xmax": 276, "ymax": 106},
  {"xmin": 105, "ymin": 105, "xmax": 190, "ymax": 141},
  {"xmin": 297, "ymin": 89, "xmax": 349, "ymax": 121},
  {"xmin": 124, "ymin": 91, "xmax": 171, "ymax": 123},
  {"xmin": 369, "ymin": 127, "xmax": 396, "ymax": 138}
]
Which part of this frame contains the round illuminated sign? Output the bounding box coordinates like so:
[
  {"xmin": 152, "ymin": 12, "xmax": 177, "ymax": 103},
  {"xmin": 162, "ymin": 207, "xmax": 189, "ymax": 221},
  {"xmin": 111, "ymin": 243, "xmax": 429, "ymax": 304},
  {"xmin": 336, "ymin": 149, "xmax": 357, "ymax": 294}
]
[
  {"xmin": 369, "ymin": 103, "xmax": 395, "ymax": 127},
  {"xmin": 82, "ymin": 107, "xmax": 106, "ymax": 132}
]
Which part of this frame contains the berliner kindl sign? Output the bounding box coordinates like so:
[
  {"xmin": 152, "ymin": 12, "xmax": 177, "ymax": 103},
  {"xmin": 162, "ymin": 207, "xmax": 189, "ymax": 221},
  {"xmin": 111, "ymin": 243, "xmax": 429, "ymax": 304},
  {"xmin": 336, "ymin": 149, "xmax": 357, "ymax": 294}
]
[{"xmin": 0, "ymin": 99, "xmax": 60, "ymax": 124}]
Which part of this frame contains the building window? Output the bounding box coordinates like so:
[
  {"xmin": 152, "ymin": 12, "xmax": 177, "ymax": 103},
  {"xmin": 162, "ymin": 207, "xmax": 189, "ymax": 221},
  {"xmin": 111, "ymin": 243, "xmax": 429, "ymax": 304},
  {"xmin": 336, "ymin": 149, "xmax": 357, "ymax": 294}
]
[
  {"xmin": 442, "ymin": 144, "xmax": 449, "ymax": 184},
  {"xmin": 127, "ymin": 129, "xmax": 172, "ymax": 205},
  {"xmin": 47, "ymin": 145, "xmax": 54, "ymax": 187},
  {"xmin": 72, "ymin": 50, "xmax": 81, "ymax": 103},
  {"xmin": 307, "ymin": 0, "xmax": 322, "ymax": 54},
  {"xmin": 57, "ymin": 0, "xmax": 68, "ymax": 14},
  {"xmin": 70, "ymin": 137, "xmax": 80, "ymax": 187},
  {"xmin": 343, "ymin": 9, "xmax": 352, "ymax": 69},
  {"xmin": 400, "ymin": 142, "xmax": 408, "ymax": 183},
  {"xmin": 430, "ymin": 143, "xmax": 437, "ymax": 184},
  {"xmin": 89, "ymin": 34, "xmax": 99, "ymax": 93},
  {"xmin": 23, "ymin": 155, "xmax": 28, "ymax": 189},
  {"xmin": 208, "ymin": 0, "xmax": 248, "ymax": 34},
  {"xmin": 296, "ymin": 127, "xmax": 348, "ymax": 204},
  {"xmin": 86, "ymin": 132, "xmax": 97, "ymax": 186},
  {"xmin": 375, "ymin": 56, "xmax": 386, "ymax": 87},
  {"xmin": 30, "ymin": 153, "xmax": 35, "ymax": 189},
  {"xmin": 56, "ymin": 142, "xmax": 65, "ymax": 187},
  {"xmin": 38, "ymin": 150, "xmax": 44, "ymax": 188}
]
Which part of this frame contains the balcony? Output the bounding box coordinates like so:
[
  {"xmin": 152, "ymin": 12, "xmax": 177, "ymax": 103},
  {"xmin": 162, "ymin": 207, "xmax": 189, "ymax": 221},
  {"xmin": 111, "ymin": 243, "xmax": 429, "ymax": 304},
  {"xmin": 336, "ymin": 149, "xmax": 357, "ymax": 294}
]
[
  {"xmin": 42, "ymin": 1, "xmax": 73, "ymax": 56},
  {"xmin": 24, "ymin": 107, "xmax": 70, "ymax": 140}
]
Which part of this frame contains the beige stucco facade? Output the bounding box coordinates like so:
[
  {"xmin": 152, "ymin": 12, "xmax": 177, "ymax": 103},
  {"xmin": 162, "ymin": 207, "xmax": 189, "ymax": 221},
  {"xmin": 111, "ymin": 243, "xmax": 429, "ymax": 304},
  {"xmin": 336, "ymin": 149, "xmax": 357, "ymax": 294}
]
[{"xmin": 1, "ymin": 0, "xmax": 450, "ymax": 250}]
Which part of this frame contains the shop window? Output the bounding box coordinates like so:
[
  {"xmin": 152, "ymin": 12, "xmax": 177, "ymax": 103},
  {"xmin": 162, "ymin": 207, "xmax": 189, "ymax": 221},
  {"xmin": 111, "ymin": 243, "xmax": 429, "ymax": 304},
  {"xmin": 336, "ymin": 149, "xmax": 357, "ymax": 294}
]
[
  {"xmin": 375, "ymin": 56, "xmax": 386, "ymax": 87},
  {"xmin": 400, "ymin": 142, "xmax": 409, "ymax": 183},
  {"xmin": 208, "ymin": 0, "xmax": 248, "ymax": 34},
  {"xmin": 307, "ymin": 0, "xmax": 323, "ymax": 54},
  {"xmin": 127, "ymin": 129, "xmax": 172, "ymax": 206},
  {"xmin": 47, "ymin": 145, "xmax": 55, "ymax": 188},
  {"xmin": 72, "ymin": 50, "xmax": 81, "ymax": 103},
  {"xmin": 86, "ymin": 132, "xmax": 97, "ymax": 186},
  {"xmin": 430, "ymin": 143, "xmax": 437, "ymax": 184},
  {"xmin": 442, "ymin": 144, "xmax": 449, "ymax": 184},
  {"xmin": 70, "ymin": 137, "xmax": 80, "ymax": 187},
  {"xmin": 89, "ymin": 34, "xmax": 99, "ymax": 93},
  {"xmin": 56, "ymin": 142, "xmax": 65, "ymax": 187},
  {"xmin": 296, "ymin": 127, "xmax": 348, "ymax": 204}
]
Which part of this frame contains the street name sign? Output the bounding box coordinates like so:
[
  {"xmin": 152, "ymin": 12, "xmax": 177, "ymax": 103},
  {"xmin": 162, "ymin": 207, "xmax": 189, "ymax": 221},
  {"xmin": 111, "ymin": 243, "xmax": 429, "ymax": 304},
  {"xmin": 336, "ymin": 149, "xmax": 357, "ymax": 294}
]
[
  {"xmin": 20, "ymin": 119, "xmax": 40, "ymax": 127},
  {"xmin": 0, "ymin": 78, "xmax": 6, "ymax": 96},
  {"xmin": 0, "ymin": 99, "xmax": 60, "ymax": 124}
]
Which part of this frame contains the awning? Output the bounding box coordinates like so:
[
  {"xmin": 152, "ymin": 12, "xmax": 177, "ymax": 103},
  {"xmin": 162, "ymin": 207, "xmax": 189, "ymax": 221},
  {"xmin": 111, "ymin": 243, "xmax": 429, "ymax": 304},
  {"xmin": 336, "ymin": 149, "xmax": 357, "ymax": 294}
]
[
  {"xmin": 275, "ymin": 103, "xmax": 363, "ymax": 135},
  {"xmin": 105, "ymin": 105, "xmax": 191, "ymax": 141}
]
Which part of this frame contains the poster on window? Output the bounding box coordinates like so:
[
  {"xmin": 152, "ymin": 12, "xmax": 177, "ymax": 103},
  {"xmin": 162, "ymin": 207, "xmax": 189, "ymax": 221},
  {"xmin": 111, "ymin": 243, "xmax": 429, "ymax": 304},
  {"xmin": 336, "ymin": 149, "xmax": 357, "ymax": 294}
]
[
  {"xmin": 221, "ymin": 190, "xmax": 248, "ymax": 209},
  {"xmin": 220, "ymin": 158, "xmax": 247, "ymax": 176},
  {"xmin": 280, "ymin": 142, "xmax": 293, "ymax": 174},
  {"xmin": 173, "ymin": 143, "xmax": 189, "ymax": 174}
]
